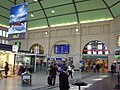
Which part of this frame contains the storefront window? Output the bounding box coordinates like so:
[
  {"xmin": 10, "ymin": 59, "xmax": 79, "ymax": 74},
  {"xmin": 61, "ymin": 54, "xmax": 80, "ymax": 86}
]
[
  {"xmin": 83, "ymin": 40, "xmax": 109, "ymax": 55},
  {"xmin": 0, "ymin": 30, "xmax": 2, "ymax": 36},
  {"xmin": 3, "ymin": 31, "xmax": 6, "ymax": 37},
  {"xmin": 6, "ymin": 32, "xmax": 8, "ymax": 37},
  {"xmin": 2, "ymin": 40, "xmax": 5, "ymax": 44}
]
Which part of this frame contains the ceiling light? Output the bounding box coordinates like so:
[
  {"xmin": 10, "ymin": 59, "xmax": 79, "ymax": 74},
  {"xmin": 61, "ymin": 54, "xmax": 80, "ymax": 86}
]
[
  {"xmin": 34, "ymin": 0, "xmax": 38, "ymax": 1},
  {"xmin": 30, "ymin": 13, "xmax": 34, "ymax": 17},
  {"xmin": 76, "ymin": 28, "xmax": 79, "ymax": 32},
  {"xmin": 45, "ymin": 31, "xmax": 48, "ymax": 34},
  {"xmin": 51, "ymin": 9, "xmax": 55, "ymax": 13}
]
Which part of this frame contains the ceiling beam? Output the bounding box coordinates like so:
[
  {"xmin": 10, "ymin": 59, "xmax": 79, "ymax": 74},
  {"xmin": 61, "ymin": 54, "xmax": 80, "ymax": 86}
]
[
  {"xmin": 102, "ymin": 0, "xmax": 115, "ymax": 19},
  {"xmin": 110, "ymin": 0, "xmax": 120, "ymax": 8},
  {"xmin": 0, "ymin": 5, "xmax": 10, "ymax": 11},
  {"xmin": 38, "ymin": 0, "xmax": 50, "ymax": 27},
  {"xmin": 28, "ymin": 7, "xmax": 107, "ymax": 22},
  {"xmin": 0, "ymin": 14, "xmax": 9, "ymax": 19},
  {"xmin": 28, "ymin": 0, "xmax": 90, "ymax": 13},
  {"xmin": 72, "ymin": 0, "xmax": 79, "ymax": 23},
  {"xmin": 8, "ymin": 0, "xmax": 14, "ymax": 3}
]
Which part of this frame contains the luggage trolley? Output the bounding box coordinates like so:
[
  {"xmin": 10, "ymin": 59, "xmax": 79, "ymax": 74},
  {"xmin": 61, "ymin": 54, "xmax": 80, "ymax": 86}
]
[{"xmin": 21, "ymin": 73, "xmax": 32, "ymax": 86}]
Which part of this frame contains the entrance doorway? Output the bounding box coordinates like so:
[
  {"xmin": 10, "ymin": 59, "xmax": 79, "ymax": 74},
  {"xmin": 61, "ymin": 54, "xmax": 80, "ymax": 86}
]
[{"xmin": 82, "ymin": 40, "xmax": 109, "ymax": 73}]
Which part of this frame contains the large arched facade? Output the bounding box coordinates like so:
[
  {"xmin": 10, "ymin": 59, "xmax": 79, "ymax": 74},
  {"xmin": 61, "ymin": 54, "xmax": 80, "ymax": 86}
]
[{"xmin": 82, "ymin": 40, "xmax": 109, "ymax": 72}]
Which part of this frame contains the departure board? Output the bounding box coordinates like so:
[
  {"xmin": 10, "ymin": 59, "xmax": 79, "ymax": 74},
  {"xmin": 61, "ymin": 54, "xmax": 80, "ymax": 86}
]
[{"xmin": 54, "ymin": 44, "xmax": 69, "ymax": 54}]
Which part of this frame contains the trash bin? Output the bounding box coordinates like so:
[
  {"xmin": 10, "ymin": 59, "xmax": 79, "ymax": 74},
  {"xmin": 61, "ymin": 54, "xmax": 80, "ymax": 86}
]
[
  {"xmin": 21, "ymin": 73, "xmax": 32, "ymax": 86},
  {"xmin": 71, "ymin": 79, "xmax": 87, "ymax": 90}
]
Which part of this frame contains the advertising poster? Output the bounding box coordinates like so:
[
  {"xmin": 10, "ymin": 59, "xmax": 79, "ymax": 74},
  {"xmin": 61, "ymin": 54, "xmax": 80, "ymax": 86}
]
[{"xmin": 8, "ymin": 2, "xmax": 28, "ymax": 40}]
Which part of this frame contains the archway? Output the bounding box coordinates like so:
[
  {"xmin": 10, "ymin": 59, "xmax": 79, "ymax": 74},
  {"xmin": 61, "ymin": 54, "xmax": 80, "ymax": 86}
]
[
  {"xmin": 30, "ymin": 44, "xmax": 46, "ymax": 72},
  {"xmin": 82, "ymin": 40, "xmax": 109, "ymax": 73},
  {"xmin": 30, "ymin": 43, "xmax": 44, "ymax": 54}
]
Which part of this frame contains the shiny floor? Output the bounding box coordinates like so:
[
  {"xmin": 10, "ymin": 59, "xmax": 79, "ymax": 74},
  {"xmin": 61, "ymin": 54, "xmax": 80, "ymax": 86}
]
[{"xmin": 0, "ymin": 71, "xmax": 116, "ymax": 90}]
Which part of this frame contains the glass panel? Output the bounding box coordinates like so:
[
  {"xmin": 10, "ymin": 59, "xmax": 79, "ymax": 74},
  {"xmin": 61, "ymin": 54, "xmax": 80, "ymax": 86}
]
[
  {"xmin": 87, "ymin": 45, "xmax": 91, "ymax": 50},
  {"xmin": 2, "ymin": 40, "xmax": 5, "ymax": 44},
  {"xmin": 87, "ymin": 51, "xmax": 91, "ymax": 54},
  {"xmin": 105, "ymin": 51, "xmax": 109, "ymax": 54},
  {"xmin": 0, "ymin": 30, "xmax": 2, "ymax": 36},
  {"xmin": 3, "ymin": 31, "xmax": 6, "ymax": 37},
  {"xmin": 6, "ymin": 32, "xmax": 8, "ymax": 37},
  {"xmin": 98, "ymin": 44, "xmax": 102, "ymax": 49},
  {"xmin": 93, "ymin": 51, "xmax": 97, "ymax": 55},
  {"xmin": 6, "ymin": 40, "xmax": 9, "ymax": 44},
  {"xmin": 98, "ymin": 51, "xmax": 102, "ymax": 54}
]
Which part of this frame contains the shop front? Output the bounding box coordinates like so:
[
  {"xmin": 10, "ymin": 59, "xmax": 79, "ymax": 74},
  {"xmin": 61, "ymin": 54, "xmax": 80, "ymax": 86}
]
[
  {"xmin": 82, "ymin": 55, "xmax": 108, "ymax": 72},
  {"xmin": 0, "ymin": 44, "xmax": 17, "ymax": 76}
]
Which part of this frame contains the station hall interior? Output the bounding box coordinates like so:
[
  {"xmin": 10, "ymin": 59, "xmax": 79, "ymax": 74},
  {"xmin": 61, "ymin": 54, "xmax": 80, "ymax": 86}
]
[{"xmin": 0, "ymin": 0, "xmax": 120, "ymax": 90}]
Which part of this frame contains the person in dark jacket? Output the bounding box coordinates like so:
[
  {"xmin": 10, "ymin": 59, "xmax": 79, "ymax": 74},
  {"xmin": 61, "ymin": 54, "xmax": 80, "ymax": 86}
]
[
  {"xmin": 49, "ymin": 64, "xmax": 58, "ymax": 86},
  {"xmin": 59, "ymin": 66, "xmax": 70, "ymax": 90},
  {"xmin": 4, "ymin": 62, "xmax": 9, "ymax": 78}
]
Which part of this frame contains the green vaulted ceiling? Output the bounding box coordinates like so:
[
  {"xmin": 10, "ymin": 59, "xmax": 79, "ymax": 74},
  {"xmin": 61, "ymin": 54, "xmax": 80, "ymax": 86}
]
[{"xmin": 0, "ymin": 0, "xmax": 120, "ymax": 30}]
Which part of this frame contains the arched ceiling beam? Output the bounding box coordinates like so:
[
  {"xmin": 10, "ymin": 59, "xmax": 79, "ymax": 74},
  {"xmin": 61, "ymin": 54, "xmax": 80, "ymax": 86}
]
[
  {"xmin": 28, "ymin": 7, "xmax": 107, "ymax": 22},
  {"xmin": 38, "ymin": 0, "xmax": 50, "ymax": 27},
  {"xmin": 110, "ymin": 0, "xmax": 120, "ymax": 8},
  {"xmin": 8, "ymin": 0, "xmax": 14, "ymax": 3},
  {"xmin": 28, "ymin": 0, "xmax": 90, "ymax": 13},
  {"xmin": 102, "ymin": 0, "xmax": 115, "ymax": 19},
  {"xmin": 0, "ymin": 14, "xmax": 9, "ymax": 19},
  {"xmin": 72, "ymin": 0, "xmax": 79, "ymax": 23},
  {"xmin": 0, "ymin": 5, "xmax": 10, "ymax": 11}
]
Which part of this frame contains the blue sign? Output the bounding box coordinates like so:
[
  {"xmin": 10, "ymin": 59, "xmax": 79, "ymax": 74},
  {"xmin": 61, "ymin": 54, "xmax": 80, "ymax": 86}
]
[{"xmin": 54, "ymin": 44, "xmax": 69, "ymax": 54}]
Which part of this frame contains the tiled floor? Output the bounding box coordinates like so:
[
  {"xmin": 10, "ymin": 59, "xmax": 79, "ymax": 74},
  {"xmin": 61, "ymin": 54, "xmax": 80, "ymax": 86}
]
[{"xmin": 0, "ymin": 71, "xmax": 116, "ymax": 90}]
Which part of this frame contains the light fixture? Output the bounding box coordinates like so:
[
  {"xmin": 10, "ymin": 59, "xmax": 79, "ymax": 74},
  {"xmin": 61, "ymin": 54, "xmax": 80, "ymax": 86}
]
[
  {"xmin": 34, "ymin": 0, "xmax": 38, "ymax": 1},
  {"xmin": 51, "ymin": 0, "xmax": 55, "ymax": 13},
  {"xmin": 76, "ymin": 28, "xmax": 79, "ymax": 32},
  {"xmin": 45, "ymin": 31, "xmax": 48, "ymax": 34},
  {"xmin": 30, "ymin": 13, "xmax": 34, "ymax": 17},
  {"xmin": 51, "ymin": 9, "xmax": 55, "ymax": 13}
]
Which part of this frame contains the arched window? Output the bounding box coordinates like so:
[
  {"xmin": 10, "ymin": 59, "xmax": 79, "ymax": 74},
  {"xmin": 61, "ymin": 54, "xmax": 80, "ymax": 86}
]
[
  {"xmin": 30, "ymin": 44, "xmax": 44, "ymax": 54},
  {"xmin": 83, "ymin": 40, "xmax": 109, "ymax": 55}
]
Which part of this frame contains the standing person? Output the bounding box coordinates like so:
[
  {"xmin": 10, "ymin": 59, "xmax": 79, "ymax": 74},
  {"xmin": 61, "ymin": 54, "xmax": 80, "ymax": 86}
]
[
  {"xmin": 93, "ymin": 63, "xmax": 96, "ymax": 73},
  {"xmin": 71, "ymin": 64, "xmax": 75, "ymax": 78},
  {"xmin": 59, "ymin": 66, "xmax": 70, "ymax": 90},
  {"xmin": 68, "ymin": 65, "xmax": 73, "ymax": 78},
  {"xmin": 110, "ymin": 64, "xmax": 114, "ymax": 73},
  {"xmin": 48, "ymin": 64, "xmax": 58, "ymax": 86},
  {"xmin": 96, "ymin": 64, "xmax": 100, "ymax": 72},
  {"xmin": 4, "ymin": 62, "xmax": 9, "ymax": 78}
]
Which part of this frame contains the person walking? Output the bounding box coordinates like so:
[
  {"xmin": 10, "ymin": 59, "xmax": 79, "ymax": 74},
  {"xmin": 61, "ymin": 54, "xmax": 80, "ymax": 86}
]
[
  {"xmin": 68, "ymin": 65, "xmax": 73, "ymax": 78},
  {"xmin": 48, "ymin": 64, "xmax": 58, "ymax": 86},
  {"xmin": 59, "ymin": 66, "xmax": 70, "ymax": 90},
  {"xmin": 4, "ymin": 62, "xmax": 9, "ymax": 78}
]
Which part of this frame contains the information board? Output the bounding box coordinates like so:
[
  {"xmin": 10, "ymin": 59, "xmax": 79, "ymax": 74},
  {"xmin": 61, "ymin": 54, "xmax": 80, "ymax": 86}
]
[{"xmin": 54, "ymin": 44, "xmax": 69, "ymax": 54}]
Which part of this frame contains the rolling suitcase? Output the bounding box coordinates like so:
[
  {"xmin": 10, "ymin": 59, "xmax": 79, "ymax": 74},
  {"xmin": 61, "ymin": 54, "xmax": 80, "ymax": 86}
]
[{"xmin": 47, "ymin": 76, "xmax": 52, "ymax": 85}]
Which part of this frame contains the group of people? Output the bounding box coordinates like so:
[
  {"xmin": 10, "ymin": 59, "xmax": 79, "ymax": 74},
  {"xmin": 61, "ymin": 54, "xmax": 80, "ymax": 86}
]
[{"xmin": 48, "ymin": 63, "xmax": 74, "ymax": 90}]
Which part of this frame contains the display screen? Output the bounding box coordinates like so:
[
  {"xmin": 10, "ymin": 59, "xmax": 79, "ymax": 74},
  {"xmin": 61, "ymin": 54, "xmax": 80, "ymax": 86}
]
[{"xmin": 54, "ymin": 44, "xmax": 69, "ymax": 54}]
